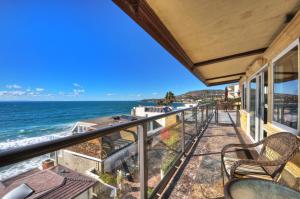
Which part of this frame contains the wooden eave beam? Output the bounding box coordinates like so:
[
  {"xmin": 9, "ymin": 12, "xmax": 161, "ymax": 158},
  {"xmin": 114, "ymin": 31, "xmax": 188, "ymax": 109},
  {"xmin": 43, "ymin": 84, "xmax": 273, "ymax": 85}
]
[
  {"xmin": 205, "ymin": 73, "xmax": 245, "ymax": 81},
  {"xmin": 207, "ymin": 78, "xmax": 241, "ymax": 86},
  {"xmin": 193, "ymin": 48, "xmax": 267, "ymax": 68}
]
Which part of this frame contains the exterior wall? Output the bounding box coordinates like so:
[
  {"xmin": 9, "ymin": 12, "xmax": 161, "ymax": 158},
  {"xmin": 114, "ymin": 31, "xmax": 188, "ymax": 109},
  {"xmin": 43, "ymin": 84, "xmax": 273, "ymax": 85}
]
[
  {"xmin": 238, "ymin": 11, "xmax": 300, "ymax": 189},
  {"xmin": 132, "ymin": 107, "xmax": 167, "ymax": 127},
  {"xmin": 57, "ymin": 150, "xmax": 101, "ymax": 173},
  {"xmin": 75, "ymin": 190, "xmax": 90, "ymax": 199},
  {"xmin": 165, "ymin": 114, "xmax": 178, "ymax": 128},
  {"xmin": 239, "ymin": 110, "xmax": 248, "ymax": 133}
]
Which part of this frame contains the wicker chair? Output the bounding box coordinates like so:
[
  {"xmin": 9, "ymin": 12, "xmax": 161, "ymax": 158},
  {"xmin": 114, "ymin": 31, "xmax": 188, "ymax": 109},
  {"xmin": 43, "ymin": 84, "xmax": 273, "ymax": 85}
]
[{"xmin": 221, "ymin": 132, "xmax": 300, "ymax": 185}]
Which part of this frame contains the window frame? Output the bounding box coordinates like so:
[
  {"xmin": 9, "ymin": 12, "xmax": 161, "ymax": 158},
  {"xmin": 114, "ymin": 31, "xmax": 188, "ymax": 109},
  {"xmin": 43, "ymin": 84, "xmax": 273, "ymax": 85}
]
[
  {"xmin": 242, "ymin": 82, "xmax": 246, "ymax": 110},
  {"xmin": 271, "ymin": 38, "xmax": 299, "ymax": 134}
]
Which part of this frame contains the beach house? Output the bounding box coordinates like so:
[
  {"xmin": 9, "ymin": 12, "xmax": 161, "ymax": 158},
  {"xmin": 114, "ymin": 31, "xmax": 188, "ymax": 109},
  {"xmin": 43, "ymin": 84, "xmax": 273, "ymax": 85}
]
[{"xmin": 1, "ymin": 1, "xmax": 300, "ymax": 198}]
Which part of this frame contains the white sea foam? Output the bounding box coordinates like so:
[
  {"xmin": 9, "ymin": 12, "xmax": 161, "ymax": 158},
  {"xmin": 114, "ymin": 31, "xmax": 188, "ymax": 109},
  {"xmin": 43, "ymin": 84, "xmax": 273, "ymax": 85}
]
[
  {"xmin": 0, "ymin": 130, "xmax": 72, "ymax": 151},
  {"xmin": 0, "ymin": 124, "xmax": 74, "ymax": 181},
  {"xmin": 0, "ymin": 155, "xmax": 51, "ymax": 181}
]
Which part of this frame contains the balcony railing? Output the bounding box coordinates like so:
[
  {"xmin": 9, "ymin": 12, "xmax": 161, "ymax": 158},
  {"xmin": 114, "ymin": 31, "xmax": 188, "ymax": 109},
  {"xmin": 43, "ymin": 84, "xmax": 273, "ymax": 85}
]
[{"xmin": 0, "ymin": 103, "xmax": 215, "ymax": 199}]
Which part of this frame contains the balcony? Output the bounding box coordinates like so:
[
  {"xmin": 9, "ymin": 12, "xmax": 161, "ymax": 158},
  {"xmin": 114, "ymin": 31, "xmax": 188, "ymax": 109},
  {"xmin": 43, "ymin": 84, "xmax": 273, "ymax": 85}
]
[
  {"xmin": 164, "ymin": 110, "xmax": 255, "ymax": 199},
  {"xmin": 0, "ymin": 104, "xmax": 218, "ymax": 199}
]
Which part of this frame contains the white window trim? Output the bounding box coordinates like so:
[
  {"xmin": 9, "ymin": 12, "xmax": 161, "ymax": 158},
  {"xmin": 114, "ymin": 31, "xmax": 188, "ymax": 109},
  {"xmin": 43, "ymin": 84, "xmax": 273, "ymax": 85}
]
[
  {"xmin": 271, "ymin": 38, "xmax": 299, "ymax": 135},
  {"xmin": 249, "ymin": 75, "xmax": 260, "ymax": 141}
]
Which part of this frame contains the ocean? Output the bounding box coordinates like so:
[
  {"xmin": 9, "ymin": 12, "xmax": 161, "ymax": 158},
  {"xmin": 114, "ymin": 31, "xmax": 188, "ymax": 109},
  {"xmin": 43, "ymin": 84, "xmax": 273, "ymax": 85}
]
[{"xmin": 0, "ymin": 101, "xmax": 182, "ymax": 180}]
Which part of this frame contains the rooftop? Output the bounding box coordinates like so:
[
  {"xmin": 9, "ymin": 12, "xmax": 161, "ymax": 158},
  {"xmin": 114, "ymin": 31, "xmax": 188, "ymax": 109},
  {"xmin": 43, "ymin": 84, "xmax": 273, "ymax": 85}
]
[
  {"xmin": 0, "ymin": 165, "xmax": 97, "ymax": 199},
  {"xmin": 69, "ymin": 115, "xmax": 139, "ymax": 158},
  {"xmin": 81, "ymin": 115, "xmax": 140, "ymax": 129}
]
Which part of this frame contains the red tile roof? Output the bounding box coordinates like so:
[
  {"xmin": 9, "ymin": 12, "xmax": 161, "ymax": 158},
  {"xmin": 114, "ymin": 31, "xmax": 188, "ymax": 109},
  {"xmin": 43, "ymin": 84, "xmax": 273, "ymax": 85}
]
[{"xmin": 0, "ymin": 165, "xmax": 98, "ymax": 199}]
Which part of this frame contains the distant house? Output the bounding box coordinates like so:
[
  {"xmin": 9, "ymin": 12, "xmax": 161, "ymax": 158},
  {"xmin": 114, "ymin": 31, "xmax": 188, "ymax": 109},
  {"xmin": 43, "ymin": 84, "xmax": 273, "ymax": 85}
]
[
  {"xmin": 57, "ymin": 115, "xmax": 139, "ymax": 174},
  {"xmin": 0, "ymin": 164, "xmax": 98, "ymax": 199},
  {"xmin": 131, "ymin": 106, "xmax": 173, "ymax": 129},
  {"xmin": 227, "ymin": 84, "xmax": 240, "ymax": 99}
]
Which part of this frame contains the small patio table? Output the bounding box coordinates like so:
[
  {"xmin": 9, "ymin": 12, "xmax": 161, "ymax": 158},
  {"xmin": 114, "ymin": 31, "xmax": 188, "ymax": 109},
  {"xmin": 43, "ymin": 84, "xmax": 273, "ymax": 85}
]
[{"xmin": 224, "ymin": 178, "xmax": 300, "ymax": 199}]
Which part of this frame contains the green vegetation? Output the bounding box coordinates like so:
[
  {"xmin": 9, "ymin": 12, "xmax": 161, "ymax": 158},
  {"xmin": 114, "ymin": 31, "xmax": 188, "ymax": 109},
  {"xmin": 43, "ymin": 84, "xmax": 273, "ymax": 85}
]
[
  {"xmin": 163, "ymin": 130, "xmax": 180, "ymax": 149},
  {"xmin": 147, "ymin": 187, "xmax": 154, "ymax": 197},
  {"xmin": 99, "ymin": 172, "xmax": 117, "ymax": 186},
  {"xmin": 143, "ymin": 89, "xmax": 225, "ymax": 104},
  {"xmin": 157, "ymin": 91, "xmax": 176, "ymax": 105},
  {"xmin": 161, "ymin": 155, "xmax": 176, "ymax": 174}
]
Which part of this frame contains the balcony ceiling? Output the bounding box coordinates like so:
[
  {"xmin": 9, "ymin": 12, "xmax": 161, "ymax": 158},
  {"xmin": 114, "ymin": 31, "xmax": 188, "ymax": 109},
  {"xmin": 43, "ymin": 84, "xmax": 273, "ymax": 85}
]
[{"xmin": 113, "ymin": 0, "xmax": 300, "ymax": 85}]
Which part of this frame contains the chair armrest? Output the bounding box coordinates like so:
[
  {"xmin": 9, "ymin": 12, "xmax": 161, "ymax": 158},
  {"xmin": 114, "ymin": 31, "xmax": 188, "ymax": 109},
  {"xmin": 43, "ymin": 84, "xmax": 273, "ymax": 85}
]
[
  {"xmin": 221, "ymin": 142, "xmax": 262, "ymax": 157},
  {"xmin": 229, "ymin": 159, "xmax": 285, "ymax": 178}
]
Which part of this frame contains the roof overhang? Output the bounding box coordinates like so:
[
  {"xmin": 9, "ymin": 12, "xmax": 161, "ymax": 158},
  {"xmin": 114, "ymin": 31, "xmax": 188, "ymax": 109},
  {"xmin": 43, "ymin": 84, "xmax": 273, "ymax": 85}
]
[{"xmin": 113, "ymin": 0, "xmax": 300, "ymax": 86}]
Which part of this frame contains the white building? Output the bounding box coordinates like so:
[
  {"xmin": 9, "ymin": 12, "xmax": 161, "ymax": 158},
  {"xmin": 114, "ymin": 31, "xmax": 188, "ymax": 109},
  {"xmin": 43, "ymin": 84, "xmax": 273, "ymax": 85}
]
[
  {"xmin": 227, "ymin": 84, "xmax": 240, "ymax": 99},
  {"xmin": 131, "ymin": 106, "xmax": 173, "ymax": 129}
]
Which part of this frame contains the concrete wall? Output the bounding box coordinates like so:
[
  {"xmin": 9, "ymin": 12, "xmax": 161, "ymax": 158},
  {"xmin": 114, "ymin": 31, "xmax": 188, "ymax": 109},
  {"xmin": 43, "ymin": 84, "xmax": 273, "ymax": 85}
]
[{"xmin": 57, "ymin": 150, "xmax": 101, "ymax": 173}]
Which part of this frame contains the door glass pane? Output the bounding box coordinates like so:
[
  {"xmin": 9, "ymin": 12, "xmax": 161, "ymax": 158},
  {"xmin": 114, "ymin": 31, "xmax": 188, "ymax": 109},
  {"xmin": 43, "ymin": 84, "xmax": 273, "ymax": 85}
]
[
  {"xmin": 273, "ymin": 46, "xmax": 298, "ymax": 129},
  {"xmin": 250, "ymin": 78, "xmax": 256, "ymax": 139},
  {"xmin": 258, "ymin": 76, "xmax": 262, "ymax": 140}
]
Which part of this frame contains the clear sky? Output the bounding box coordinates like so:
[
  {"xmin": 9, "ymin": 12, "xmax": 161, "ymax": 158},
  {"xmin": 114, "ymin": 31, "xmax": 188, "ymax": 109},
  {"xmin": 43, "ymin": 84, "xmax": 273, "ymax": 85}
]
[{"xmin": 0, "ymin": 0, "xmax": 225, "ymax": 101}]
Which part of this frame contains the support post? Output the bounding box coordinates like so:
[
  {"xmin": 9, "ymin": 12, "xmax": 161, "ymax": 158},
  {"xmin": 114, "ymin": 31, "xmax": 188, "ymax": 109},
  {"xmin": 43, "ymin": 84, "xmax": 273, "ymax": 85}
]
[
  {"xmin": 195, "ymin": 107, "xmax": 198, "ymax": 133},
  {"xmin": 138, "ymin": 123, "xmax": 148, "ymax": 199},
  {"xmin": 281, "ymin": 106, "xmax": 285, "ymax": 124},
  {"xmin": 201, "ymin": 107, "xmax": 204, "ymax": 124},
  {"xmin": 206, "ymin": 105, "xmax": 208, "ymax": 121},
  {"xmin": 215, "ymin": 105, "xmax": 218, "ymax": 124},
  {"xmin": 181, "ymin": 111, "xmax": 185, "ymax": 152}
]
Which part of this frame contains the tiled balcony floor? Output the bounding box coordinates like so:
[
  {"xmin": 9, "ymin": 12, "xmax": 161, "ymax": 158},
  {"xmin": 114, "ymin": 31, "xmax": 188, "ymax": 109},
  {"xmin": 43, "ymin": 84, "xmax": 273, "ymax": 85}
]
[{"xmin": 164, "ymin": 111, "xmax": 253, "ymax": 199}]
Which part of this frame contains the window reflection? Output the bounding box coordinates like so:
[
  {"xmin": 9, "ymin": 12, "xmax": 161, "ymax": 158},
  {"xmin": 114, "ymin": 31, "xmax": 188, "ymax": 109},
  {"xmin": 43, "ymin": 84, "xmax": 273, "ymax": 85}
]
[
  {"xmin": 273, "ymin": 46, "xmax": 298, "ymax": 130},
  {"xmin": 250, "ymin": 78, "xmax": 256, "ymax": 138}
]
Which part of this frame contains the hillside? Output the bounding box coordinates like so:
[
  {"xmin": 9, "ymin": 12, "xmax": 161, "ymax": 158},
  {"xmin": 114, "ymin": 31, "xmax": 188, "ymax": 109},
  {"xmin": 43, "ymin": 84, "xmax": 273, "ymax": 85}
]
[
  {"xmin": 176, "ymin": 89, "xmax": 224, "ymax": 100},
  {"xmin": 142, "ymin": 89, "xmax": 224, "ymax": 102}
]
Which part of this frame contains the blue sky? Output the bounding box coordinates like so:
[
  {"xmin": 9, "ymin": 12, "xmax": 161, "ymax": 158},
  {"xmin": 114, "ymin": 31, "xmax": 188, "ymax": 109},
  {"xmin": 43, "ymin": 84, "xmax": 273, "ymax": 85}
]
[{"xmin": 0, "ymin": 0, "xmax": 225, "ymax": 101}]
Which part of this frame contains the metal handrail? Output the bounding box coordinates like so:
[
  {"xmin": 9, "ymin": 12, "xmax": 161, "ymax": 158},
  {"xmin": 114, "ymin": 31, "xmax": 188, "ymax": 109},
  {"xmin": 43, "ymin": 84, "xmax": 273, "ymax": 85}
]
[{"xmin": 0, "ymin": 103, "xmax": 210, "ymax": 168}]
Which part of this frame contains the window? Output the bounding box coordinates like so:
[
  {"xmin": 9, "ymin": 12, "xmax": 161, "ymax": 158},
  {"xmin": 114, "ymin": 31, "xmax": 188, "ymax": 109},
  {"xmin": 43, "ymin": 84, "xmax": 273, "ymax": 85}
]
[{"xmin": 273, "ymin": 44, "xmax": 298, "ymax": 130}]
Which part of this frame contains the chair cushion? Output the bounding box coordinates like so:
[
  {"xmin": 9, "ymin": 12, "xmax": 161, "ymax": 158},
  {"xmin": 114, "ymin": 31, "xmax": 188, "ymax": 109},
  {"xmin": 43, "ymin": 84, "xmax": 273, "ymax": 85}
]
[{"xmin": 223, "ymin": 157, "xmax": 272, "ymax": 179}]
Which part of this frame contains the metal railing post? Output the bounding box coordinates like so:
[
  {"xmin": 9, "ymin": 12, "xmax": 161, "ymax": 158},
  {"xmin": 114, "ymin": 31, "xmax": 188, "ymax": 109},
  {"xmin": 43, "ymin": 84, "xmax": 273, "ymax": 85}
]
[
  {"xmin": 195, "ymin": 107, "xmax": 198, "ymax": 133},
  {"xmin": 206, "ymin": 105, "xmax": 208, "ymax": 121},
  {"xmin": 215, "ymin": 105, "xmax": 218, "ymax": 124},
  {"xmin": 201, "ymin": 107, "xmax": 204, "ymax": 124},
  {"xmin": 181, "ymin": 111, "xmax": 185, "ymax": 152},
  {"xmin": 138, "ymin": 123, "xmax": 148, "ymax": 199}
]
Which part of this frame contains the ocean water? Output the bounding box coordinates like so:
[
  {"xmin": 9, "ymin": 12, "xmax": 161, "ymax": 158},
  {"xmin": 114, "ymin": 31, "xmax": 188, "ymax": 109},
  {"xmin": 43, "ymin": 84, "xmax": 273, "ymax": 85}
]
[{"xmin": 0, "ymin": 101, "xmax": 182, "ymax": 180}]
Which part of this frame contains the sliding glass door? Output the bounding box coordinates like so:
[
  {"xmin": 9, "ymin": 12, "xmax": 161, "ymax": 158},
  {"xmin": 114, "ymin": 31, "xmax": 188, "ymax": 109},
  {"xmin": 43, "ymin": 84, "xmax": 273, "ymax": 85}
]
[{"xmin": 249, "ymin": 69, "xmax": 268, "ymax": 142}]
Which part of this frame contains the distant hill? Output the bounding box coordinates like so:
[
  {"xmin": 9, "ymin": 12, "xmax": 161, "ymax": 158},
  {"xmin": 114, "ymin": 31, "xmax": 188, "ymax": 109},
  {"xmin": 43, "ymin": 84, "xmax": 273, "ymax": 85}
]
[
  {"xmin": 176, "ymin": 89, "xmax": 224, "ymax": 100},
  {"xmin": 142, "ymin": 89, "xmax": 224, "ymax": 102}
]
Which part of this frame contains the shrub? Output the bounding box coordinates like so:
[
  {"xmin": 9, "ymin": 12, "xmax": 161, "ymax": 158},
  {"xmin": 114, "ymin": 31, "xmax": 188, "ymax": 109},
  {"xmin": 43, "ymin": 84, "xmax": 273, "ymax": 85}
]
[{"xmin": 99, "ymin": 172, "xmax": 117, "ymax": 186}]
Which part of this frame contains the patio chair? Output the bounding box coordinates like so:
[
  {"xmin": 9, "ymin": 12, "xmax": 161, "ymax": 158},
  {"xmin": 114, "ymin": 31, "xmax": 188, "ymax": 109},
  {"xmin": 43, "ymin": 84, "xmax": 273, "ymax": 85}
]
[{"xmin": 221, "ymin": 132, "xmax": 300, "ymax": 185}]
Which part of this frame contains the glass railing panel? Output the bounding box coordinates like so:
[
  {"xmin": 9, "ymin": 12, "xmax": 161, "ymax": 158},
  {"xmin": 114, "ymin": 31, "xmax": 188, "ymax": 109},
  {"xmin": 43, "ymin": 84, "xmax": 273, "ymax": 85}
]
[
  {"xmin": 183, "ymin": 109, "xmax": 196, "ymax": 148},
  {"xmin": 0, "ymin": 126, "xmax": 140, "ymax": 199},
  {"xmin": 201, "ymin": 106, "xmax": 207, "ymax": 123},
  {"xmin": 146, "ymin": 112, "xmax": 182, "ymax": 197},
  {"xmin": 196, "ymin": 106, "xmax": 202, "ymax": 130}
]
